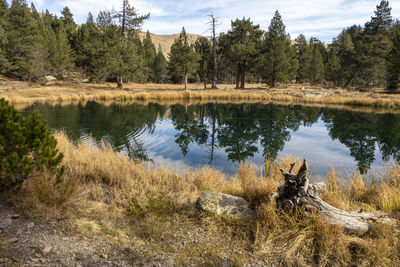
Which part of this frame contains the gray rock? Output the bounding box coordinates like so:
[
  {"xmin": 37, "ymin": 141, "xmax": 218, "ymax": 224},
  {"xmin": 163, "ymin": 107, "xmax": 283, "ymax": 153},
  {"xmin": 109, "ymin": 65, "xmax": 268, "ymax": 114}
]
[
  {"xmin": 42, "ymin": 245, "xmax": 52, "ymax": 254},
  {"xmin": 305, "ymin": 93, "xmax": 324, "ymax": 98},
  {"xmin": 45, "ymin": 75, "xmax": 57, "ymax": 81},
  {"xmin": 196, "ymin": 191, "xmax": 254, "ymax": 218},
  {"xmin": 0, "ymin": 218, "xmax": 12, "ymax": 229},
  {"xmin": 81, "ymin": 79, "xmax": 90, "ymax": 83},
  {"xmin": 7, "ymin": 238, "xmax": 18, "ymax": 243},
  {"xmin": 27, "ymin": 222, "xmax": 35, "ymax": 229}
]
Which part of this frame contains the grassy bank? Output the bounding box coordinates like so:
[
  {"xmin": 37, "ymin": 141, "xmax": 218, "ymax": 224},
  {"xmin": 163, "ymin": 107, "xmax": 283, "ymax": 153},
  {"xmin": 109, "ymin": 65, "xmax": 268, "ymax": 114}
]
[
  {"xmin": 10, "ymin": 132, "xmax": 400, "ymax": 266},
  {"xmin": 2, "ymin": 80, "xmax": 400, "ymax": 110}
]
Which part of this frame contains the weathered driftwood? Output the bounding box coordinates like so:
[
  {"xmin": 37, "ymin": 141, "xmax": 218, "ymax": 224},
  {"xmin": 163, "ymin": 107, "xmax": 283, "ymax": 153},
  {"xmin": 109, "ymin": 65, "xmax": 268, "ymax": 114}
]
[{"xmin": 275, "ymin": 159, "xmax": 379, "ymax": 235}]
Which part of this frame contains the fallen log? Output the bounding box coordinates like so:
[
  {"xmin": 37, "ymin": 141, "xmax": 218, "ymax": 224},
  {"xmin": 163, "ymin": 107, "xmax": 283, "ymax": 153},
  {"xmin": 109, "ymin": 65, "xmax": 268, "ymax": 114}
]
[{"xmin": 274, "ymin": 159, "xmax": 379, "ymax": 235}]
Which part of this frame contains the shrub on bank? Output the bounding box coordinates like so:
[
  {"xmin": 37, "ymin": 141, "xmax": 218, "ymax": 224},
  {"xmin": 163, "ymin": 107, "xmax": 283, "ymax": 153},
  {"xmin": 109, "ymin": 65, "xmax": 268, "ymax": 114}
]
[{"xmin": 0, "ymin": 98, "xmax": 65, "ymax": 190}]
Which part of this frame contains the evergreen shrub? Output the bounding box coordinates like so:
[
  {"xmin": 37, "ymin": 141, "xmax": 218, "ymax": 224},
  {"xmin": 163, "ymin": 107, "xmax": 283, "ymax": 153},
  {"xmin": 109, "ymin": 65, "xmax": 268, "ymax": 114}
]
[{"xmin": 0, "ymin": 98, "xmax": 65, "ymax": 190}]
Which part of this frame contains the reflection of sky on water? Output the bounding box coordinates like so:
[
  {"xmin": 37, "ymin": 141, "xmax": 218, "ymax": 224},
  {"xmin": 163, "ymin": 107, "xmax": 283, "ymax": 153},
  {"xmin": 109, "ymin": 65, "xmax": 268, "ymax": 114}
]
[
  {"xmin": 140, "ymin": 119, "xmax": 239, "ymax": 175},
  {"xmin": 20, "ymin": 102, "xmax": 398, "ymax": 180},
  {"xmin": 135, "ymin": 117, "xmax": 391, "ymax": 178}
]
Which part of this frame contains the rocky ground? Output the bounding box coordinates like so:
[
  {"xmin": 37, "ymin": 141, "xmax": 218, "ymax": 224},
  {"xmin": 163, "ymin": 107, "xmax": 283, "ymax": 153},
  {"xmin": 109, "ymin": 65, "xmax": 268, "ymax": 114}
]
[
  {"xmin": 0, "ymin": 201, "xmax": 175, "ymax": 267},
  {"xmin": 0, "ymin": 200, "xmax": 272, "ymax": 267}
]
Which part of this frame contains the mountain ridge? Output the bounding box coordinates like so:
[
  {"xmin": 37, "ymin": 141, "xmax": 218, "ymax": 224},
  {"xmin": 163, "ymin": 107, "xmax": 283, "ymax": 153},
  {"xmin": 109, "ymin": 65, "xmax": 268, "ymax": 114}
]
[{"xmin": 138, "ymin": 32, "xmax": 203, "ymax": 58}]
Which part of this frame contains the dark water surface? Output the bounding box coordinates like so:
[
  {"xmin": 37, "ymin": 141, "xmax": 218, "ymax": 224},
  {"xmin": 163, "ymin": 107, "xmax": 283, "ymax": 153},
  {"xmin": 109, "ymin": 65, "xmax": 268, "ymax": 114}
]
[{"xmin": 21, "ymin": 101, "xmax": 400, "ymax": 177}]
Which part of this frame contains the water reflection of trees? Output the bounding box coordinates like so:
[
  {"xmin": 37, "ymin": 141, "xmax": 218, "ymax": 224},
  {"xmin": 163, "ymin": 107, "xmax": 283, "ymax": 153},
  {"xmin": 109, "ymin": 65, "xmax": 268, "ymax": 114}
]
[
  {"xmin": 170, "ymin": 103, "xmax": 320, "ymax": 163},
  {"xmin": 322, "ymin": 110, "xmax": 400, "ymax": 174},
  {"xmin": 25, "ymin": 102, "xmax": 167, "ymax": 162},
  {"xmin": 169, "ymin": 103, "xmax": 400, "ymax": 174},
  {"xmin": 25, "ymin": 101, "xmax": 400, "ymax": 174}
]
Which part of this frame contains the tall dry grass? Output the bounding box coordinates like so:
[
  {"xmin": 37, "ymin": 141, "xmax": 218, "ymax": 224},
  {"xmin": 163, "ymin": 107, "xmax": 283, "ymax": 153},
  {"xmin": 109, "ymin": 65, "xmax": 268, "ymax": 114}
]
[
  {"xmin": 3, "ymin": 81, "xmax": 400, "ymax": 112},
  {"xmin": 11, "ymin": 132, "xmax": 400, "ymax": 265}
]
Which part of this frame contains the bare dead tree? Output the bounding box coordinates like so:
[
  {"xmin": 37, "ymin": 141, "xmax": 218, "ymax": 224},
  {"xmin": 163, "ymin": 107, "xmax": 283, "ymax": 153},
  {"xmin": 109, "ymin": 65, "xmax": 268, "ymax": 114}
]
[{"xmin": 207, "ymin": 12, "xmax": 220, "ymax": 89}]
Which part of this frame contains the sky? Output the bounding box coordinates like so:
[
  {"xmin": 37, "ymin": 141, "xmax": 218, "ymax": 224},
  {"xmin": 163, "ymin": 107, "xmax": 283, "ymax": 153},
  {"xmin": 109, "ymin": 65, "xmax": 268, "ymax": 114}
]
[{"xmin": 29, "ymin": 0, "xmax": 400, "ymax": 42}]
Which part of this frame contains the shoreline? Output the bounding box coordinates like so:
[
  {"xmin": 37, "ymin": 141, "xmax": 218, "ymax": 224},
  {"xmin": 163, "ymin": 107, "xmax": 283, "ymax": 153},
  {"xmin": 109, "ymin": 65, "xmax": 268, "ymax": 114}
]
[
  {"xmin": 1, "ymin": 132, "xmax": 399, "ymax": 266},
  {"xmin": 1, "ymin": 80, "xmax": 400, "ymax": 112}
]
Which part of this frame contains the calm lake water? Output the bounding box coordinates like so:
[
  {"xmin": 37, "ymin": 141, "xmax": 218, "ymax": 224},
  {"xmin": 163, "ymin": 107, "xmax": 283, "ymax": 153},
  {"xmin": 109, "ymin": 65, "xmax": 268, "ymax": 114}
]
[{"xmin": 21, "ymin": 101, "xmax": 400, "ymax": 177}]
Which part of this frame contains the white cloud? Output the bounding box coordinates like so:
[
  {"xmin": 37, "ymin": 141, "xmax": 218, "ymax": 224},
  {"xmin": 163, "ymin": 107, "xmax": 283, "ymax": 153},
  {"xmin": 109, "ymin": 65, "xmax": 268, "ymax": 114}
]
[{"xmin": 33, "ymin": 0, "xmax": 400, "ymax": 41}]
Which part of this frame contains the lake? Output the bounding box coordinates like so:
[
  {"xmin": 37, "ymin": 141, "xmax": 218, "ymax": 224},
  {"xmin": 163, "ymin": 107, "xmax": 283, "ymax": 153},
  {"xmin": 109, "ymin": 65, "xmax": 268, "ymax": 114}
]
[{"xmin": 21, "ymin": 101, "xmax": 400, "ymax": 177}]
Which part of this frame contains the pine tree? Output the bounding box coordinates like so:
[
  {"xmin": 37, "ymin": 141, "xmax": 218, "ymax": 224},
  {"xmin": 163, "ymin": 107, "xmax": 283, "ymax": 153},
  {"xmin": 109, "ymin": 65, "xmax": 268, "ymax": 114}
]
[
  {"xmin": 309, "ymin": 45, "xmax": 324, "ymax": 84},
  {"xmin": 168, "ymin": 27, "xmax": 199, "ymax": 90},
  {"xmin": 142, "ymin": 31, "xmax": 157, "ymax": 82},
  {"xmin": 195, "ymin": 36, "xmax": 211, "ymax": 89},
  {"xmin": 0, "ymin": 0, "xmax": 9, "ymax": 74},
  {"xmin": 40, "ymin": 10, "xmax": 75, "ymax": 80},
  {"xmin": 333, "ymin": 26, "xmax": 363, "ymax": 88},
  {"xmin": 94, "ymin": 11, "xmax": 141, "ymax": 85},
  {"xmin": 0, "ymin": 99, "xmax": 65, "ymax": 190},
  {"xmin": 361, "ymin": 0, "xmax": 392, "ymax": 87},
  {"xmin": 304, "ymin": 38, "xmax": 325, "ymax": 84},
  {"xmin": 111, "ymin": 0, "xmax": 150, "ymax": 88},
  {"xmin": 6, "ymin": 0, "xmax": 46, "ymax": 80},
  {"xmin": 223, "ymin": 18, "xmax": 262, "ymax": 88},
  {"xmin": 325, "ymin": 50, "xmax": 342, "ymax": 86},
  {"xmin": 60, "ymin": 6, "xmax": 77, "ymax": 49},
  {"xmin": 342, "ymin": 1, "xmax": 392, "ymax": 88},
  {"xmin": 387, "ymin": 21, "xmax": 400, "ymax": 92},
  {"xmin": 153, "ymin": 45, "xmax": 167, "ymax": 83},
  {"xmin": 263, "ymin": 11, "xmax": 297, "ymax": 87},
  {"xmin": 75, "ymin": 12, "xmax": 101, "ymax": 78},
  {"xmin": 130, "ymin": 32, "xmax": 147, "ymax": 83},
  {"xmin": 294, "ymin": 34, "xmax": 309, "ymax": 83},
  {"xmin": 52, "ymin": 23, "xmax": 74, "ymax": 79}
]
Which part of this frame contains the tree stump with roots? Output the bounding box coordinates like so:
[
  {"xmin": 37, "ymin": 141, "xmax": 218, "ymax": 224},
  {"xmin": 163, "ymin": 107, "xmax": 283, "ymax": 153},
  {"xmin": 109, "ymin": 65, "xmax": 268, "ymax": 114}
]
[{"xmin": 274, "ymin": 159, "xmax": 386, "ymax": 235}]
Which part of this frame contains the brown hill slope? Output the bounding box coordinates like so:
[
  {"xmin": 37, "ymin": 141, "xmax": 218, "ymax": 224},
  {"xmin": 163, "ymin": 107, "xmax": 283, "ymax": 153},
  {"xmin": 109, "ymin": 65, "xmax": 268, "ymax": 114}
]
[{"xmin": 138, "ymin": 32, "xmax": 203, "ymax": 58}]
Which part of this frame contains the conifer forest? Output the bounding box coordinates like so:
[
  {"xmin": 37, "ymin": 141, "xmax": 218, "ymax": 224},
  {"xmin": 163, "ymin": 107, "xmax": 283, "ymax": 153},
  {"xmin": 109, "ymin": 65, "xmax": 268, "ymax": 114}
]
[{"xmin": 0, "ymin": 0, "xmax": 399, "ymax": 91}]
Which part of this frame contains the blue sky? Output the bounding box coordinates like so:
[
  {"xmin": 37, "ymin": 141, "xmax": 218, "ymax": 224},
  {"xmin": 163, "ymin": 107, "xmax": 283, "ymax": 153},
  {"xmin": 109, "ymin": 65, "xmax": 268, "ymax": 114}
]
[{"xmin": 29, "ymin": 0, "xmax": 400, "ymax": 42}]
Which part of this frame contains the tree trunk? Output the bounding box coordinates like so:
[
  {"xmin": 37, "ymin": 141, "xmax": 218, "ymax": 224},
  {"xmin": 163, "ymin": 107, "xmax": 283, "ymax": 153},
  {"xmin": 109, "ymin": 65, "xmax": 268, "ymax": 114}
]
[
  {"xmin": 185, "ymin": 71, "xmax": 188, "ymax": 90},
  {"xmin": 209, "ymin": 103, "xmax": 217, "ymax": 164},
  {"xmin": 236, "ymin": 64, "xmax": 241, "ymax": 89},
  {"xmin": 203, "ymin": 69, "xmax": 207, "ymax": 89},
  {"xmin": 271, "ymin": 65, "xmax": 276, "ymax": 88},
  {"xmin": 274, "ymin": 159, "xmax": 381, "ymax": 235},
  {"xmin": 117, "ymin": 75, "xmax": 123, "ymax": 89},
  {"xmin": 240, "ymin": 61, "xmax": 245, "ymax": 89},
  {"xmin": 211, "ymin": 16, "xmax": 218, "ymax": 89},
  {"xmin": 344, "ymin": 63, "xmax": 362, "ymax": 89}
]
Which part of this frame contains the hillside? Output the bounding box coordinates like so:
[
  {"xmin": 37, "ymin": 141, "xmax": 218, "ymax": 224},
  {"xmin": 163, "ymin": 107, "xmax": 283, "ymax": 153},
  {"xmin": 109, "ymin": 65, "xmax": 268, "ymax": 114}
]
[{"xmin": 138, "ymin": 32, "xmax": 203, "ymax": 58}]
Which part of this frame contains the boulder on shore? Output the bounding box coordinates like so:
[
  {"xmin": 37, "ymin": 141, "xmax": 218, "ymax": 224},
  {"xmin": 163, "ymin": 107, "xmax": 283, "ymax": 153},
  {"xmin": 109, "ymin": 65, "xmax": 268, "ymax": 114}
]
[
  {"xmin": 45, "ymin": 75, "xmax": 57, "ymax": 82},
  {"xmin": 196, "ymin": 191, "xmax": 254, "ymax": 218}
]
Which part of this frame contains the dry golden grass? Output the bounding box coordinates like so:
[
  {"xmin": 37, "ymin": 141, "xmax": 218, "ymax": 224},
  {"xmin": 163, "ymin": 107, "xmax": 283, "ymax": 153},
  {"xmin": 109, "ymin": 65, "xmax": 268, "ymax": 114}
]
[
  {"xmin": 10, "ymin": 132, "xmax": 400, "ymax": 265},
  {"xmin": 3, "ymin": 81, "xmax": 400, "ymax": 113}
]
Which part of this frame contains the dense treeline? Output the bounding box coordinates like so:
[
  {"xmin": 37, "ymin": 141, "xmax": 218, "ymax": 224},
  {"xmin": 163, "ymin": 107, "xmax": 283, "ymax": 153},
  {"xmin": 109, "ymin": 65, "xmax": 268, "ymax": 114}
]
[{"xmin": 0, "ymin": 0, "xmax": 399, "ymax": 91}]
